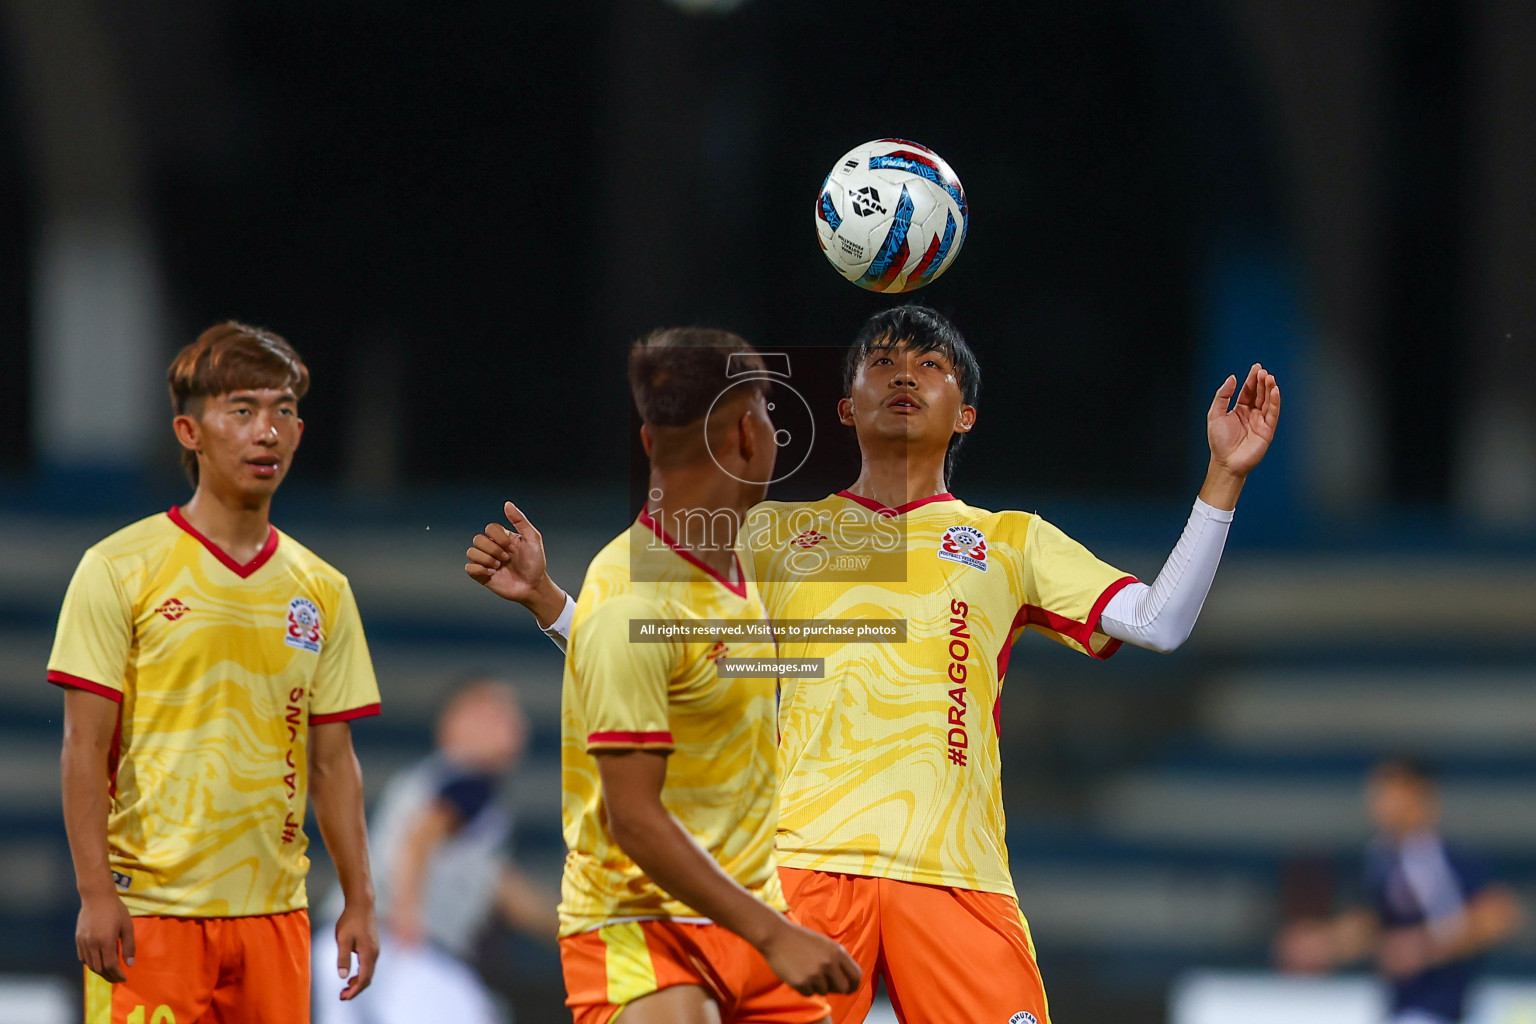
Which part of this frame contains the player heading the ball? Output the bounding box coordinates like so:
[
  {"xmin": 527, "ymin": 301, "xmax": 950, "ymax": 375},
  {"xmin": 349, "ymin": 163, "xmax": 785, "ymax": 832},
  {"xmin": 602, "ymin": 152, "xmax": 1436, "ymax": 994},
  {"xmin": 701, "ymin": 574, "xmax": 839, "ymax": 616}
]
[{"xmin": 472, "ymin": 303, "xmax": 1280, "ymax": 1024}]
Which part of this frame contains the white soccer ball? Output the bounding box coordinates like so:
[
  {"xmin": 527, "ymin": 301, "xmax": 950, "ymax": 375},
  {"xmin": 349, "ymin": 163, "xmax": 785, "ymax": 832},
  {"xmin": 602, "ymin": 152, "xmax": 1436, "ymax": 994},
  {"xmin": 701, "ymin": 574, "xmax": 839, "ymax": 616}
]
[{"xmin": 815, "ymin": 139, "xmax": 968, "ymax": 293}]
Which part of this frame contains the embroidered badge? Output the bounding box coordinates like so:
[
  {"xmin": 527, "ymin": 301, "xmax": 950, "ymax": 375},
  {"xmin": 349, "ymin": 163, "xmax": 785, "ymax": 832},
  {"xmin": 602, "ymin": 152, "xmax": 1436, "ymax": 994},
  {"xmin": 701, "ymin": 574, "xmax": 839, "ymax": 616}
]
[
  {"xmin": 284, "ymin": 597, "xmax": 323, "ymax": 653},
  {"xmin": 937, "ymin": 524, "xmax": 988, "ymax": 572}
]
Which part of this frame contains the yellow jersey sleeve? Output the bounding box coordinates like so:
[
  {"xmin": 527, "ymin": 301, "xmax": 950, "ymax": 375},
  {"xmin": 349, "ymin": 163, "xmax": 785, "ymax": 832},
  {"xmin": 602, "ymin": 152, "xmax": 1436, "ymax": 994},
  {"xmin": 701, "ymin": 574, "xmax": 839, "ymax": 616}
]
[
  {"xmin": 1016, "ymin": 515, "xmax": 1137, "ymax": 659},
  {"xmin": 571, "ymin": 593, "xmax": 678, "ymax": 751},
  {"xmin": 309, "ymin": 578, "xmax": 381, "ymax": 723},
  {"xmin": 47, "ymin": 546, "xmax": 132, "ymax": 701}
]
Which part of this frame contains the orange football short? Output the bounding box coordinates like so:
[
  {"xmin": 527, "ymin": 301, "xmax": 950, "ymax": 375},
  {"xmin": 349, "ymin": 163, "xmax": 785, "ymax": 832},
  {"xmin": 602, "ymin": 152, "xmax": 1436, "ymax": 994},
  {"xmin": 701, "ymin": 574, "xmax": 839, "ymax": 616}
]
[
  {"xmin": 560, "ymin": 918, "xmax": 830, "ymax": 1024},
  {"xmin": 84, "ymin": 910, "xmax": 310, "ymax": 1024},
  {"xmin": 779, "ymin": 867, "xmax": 1049, "ymax": 1024}
]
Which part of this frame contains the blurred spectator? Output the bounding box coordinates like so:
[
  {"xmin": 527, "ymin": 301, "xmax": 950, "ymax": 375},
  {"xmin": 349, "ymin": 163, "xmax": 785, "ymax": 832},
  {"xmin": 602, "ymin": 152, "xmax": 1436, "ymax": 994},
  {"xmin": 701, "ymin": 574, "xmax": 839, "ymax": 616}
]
[
  {"xmin": 1276, "ymin": 758, "xmax": 1523, "ymax": 1024},
  {"xmin": 314, "ymin": 677, "xmax": 556, "ymax": 1024}
]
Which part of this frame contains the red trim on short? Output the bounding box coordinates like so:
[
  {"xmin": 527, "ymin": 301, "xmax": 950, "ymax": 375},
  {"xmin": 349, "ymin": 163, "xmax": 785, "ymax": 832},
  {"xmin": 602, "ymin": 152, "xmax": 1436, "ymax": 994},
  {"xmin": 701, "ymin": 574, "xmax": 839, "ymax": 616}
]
[
  {"xmin": 994, "ymin": 574, "xmax": 1139, "ymax": 682},
  {"xmin": 167, "ymin": 506, "xmax": 279, "ymax": 579},
  {"xmin": 637, "ymin": 508, "xmax": 747, "ymax": 598},
  {"xmin": 587, "ymin": 730, "xmax": 674, "ymax": 746},
  {"xmin": 310, "ymin": 703, "xmax": 381, "ymax": 725},
  {"xmin": 47, "ymin": 671, "xmax": 123, "ymax": 703},
  {"xmin": 836, "ymin": 489, "xmax": 957, "ymax": 517}
]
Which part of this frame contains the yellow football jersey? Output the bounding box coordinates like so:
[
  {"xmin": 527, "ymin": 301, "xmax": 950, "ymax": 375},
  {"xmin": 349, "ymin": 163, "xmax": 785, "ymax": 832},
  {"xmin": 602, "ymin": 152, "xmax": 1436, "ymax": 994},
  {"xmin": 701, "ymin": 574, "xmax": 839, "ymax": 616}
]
[
  {"xmin": 47, "ymin": 508, "xmax": 380, "ymax": 918},
  {"xmin": 745, "ymin": 491, "xmax": 1134, "ymax": 897},
  {"xmin": 559, "ymin": 511, "xmax": 786, "ymax": 937}
]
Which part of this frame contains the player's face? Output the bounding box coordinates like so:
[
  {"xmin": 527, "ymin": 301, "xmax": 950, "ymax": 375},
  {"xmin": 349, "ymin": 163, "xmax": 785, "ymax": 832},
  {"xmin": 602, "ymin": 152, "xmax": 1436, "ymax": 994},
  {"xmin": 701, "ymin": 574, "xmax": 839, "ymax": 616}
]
[
  {"xmin": 180, "ymin": 388, "xmax": 304, "ymax": 499},
  {"xmin": 439, "ymin": 687, "xmax": 527, "ymax": 771},
  {"xmin": 1366, "ymin": 772, "xmax": 1436, "ymax": 837},
  {"xmin": 839, "ymin": 341, "xmax": 976, "ymax": 452}
]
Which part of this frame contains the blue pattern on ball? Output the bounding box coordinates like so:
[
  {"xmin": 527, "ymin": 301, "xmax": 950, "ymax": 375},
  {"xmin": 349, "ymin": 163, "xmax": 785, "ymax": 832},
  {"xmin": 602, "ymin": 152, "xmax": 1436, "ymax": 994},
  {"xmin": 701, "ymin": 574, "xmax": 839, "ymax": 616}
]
[
  {"xmin": 919, "ymin": 211, "xmax": 959, "ymax": 283},
  {"xmin": 818, "ymin": 189, "xmax": 842, "ymax": 232},
  {"xmin": 869, "ymin": 153, "xmax": 968, "ymax": 219},
  {"xmin": 858, "ymin": 185, "xmax": 914, "ymax": 287}
]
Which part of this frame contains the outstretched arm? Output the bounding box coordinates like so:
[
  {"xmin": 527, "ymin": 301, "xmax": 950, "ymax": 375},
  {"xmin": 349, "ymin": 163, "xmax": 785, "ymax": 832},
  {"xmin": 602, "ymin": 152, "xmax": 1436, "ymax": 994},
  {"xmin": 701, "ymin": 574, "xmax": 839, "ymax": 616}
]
[
  {"xmin": 383, "ymin": 799, "xmax": 457, "ymax": 946},
  {"xmin": 1276, "ymin": 908, "xmax": 1379, "ymax": 972},
  {"xmin": 1100, "ymin": 365, "xmax": 1281, "ymax": 653},
  {"xmin": 496, "ymin": 862, "xmax": 558, "ymax": 941},
  {"xmin": 465, "ymin": 502, "xmax": 574, "ymax": 649},
  {"xmin": 1377, "ymin": 885, "xmax": 1524, "ymax": 979}
]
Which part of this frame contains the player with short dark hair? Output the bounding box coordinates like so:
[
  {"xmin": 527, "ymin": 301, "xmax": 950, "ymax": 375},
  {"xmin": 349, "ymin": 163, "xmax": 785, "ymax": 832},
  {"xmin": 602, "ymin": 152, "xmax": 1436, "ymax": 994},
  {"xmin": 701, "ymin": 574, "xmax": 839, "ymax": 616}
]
[
  {"xmin": 478, "ymin": 305, "xmax": 1280, "ymax": 1023},
  {"xmin": 1277, "ymin": 759, "xmax": 1524, "ymax": 1024},
  {"xmin": 53, "ymin": 322, "xmax": 382, "ymax": 1023},
  {"xmin": 468, "ymin": 328, "xmax": 858, "ymax": 1024}
]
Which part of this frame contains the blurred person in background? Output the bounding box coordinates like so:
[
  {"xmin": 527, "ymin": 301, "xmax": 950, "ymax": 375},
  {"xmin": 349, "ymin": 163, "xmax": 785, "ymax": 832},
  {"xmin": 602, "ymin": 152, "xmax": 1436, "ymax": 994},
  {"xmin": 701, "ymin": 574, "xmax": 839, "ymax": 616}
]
[
  {"xmin": 52, "ymin": 323, "xmax": 382, "ymax": 1021},
  {"xmin": 1277, "ymin": 757, "xmax": 1524, "ymax": 1024},
  {"xmin": 314, "ymin": 676, "xmax": 556, "ymax": 1024}
]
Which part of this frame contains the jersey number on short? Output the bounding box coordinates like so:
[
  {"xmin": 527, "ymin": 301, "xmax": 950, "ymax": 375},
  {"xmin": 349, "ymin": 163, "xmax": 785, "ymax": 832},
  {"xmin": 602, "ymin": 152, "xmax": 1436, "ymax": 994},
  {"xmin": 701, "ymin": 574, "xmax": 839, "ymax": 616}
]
[{"xmin": 126, "ymin": 1006, "xmax": 175, "ymax": 1024}]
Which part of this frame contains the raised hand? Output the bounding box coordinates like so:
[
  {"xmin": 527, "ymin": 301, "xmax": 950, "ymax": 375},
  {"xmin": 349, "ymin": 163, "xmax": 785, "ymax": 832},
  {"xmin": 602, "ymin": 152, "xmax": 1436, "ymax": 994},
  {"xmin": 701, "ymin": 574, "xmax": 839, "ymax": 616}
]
[
  {"xmin": 1207, "ymin": 363, "xmax": 1281, "ymax": 478},
  {"xmin": 464, "ymin": 501, "xmax": 568, "ymax": 627}
]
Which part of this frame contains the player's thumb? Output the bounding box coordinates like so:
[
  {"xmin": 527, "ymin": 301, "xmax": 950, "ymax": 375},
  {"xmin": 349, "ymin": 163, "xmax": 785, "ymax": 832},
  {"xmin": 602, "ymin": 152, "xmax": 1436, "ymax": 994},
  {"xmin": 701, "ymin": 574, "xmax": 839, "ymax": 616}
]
[{"xmin": 1209, "ymin": 374, "xmax": 1237, "ymax": 417}]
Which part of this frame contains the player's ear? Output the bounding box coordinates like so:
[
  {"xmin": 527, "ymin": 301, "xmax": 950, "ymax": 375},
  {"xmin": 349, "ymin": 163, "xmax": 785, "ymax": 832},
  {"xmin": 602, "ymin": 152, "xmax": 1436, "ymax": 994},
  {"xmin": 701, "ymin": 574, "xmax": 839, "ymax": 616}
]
[
  {"xmin": 172, "ymin": 414, "xmax": 202, "ymax": 453},
  {"xmin": 639, "ymin": 423, "xmax": 653, "ymax": 457},
  {"xmin": 955, "ymin": 404, "xmax": 976, "ymax": 433},
  {"xmin": 837, "ymin": 396, "xmax": 855, "ymax": 427},
  {"xmin": 736, "ymin": 409, "xmax": 756, "ymax": 463}
]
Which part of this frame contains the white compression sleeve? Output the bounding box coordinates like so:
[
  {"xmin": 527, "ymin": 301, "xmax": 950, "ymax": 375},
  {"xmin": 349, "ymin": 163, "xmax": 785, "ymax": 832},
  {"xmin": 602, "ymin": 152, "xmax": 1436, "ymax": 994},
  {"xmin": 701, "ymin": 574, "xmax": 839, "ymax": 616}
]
[
  {"xmin": 1098, "ymin": 498, "xmax": 1233, "ymax": 653},
  {"xmin": 541, "ymin": 592, "xmax": 576, "ymax": 654}
]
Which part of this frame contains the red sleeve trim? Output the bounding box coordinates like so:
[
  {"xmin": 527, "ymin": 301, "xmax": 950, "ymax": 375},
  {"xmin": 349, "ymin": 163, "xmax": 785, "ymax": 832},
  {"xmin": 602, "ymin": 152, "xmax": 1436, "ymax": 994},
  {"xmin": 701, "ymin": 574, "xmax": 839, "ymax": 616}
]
[
  {"xmin": 47, "ymin": 671, "xmax": 123, "ymax": 703},
  {"xmin": 587, "ymin": 730, "xmax": 674, "ymax": 748},
  {"xmin": 310, "ymin": 703, "xmax": 381, "ymax": 725},
  {"xmin": 997, "ymin": 574, "xmax": 1139, "ymax": 681},
  {"xmin": 1080, "ymin": 575, "xmax": 1139, "ymax": 659}
]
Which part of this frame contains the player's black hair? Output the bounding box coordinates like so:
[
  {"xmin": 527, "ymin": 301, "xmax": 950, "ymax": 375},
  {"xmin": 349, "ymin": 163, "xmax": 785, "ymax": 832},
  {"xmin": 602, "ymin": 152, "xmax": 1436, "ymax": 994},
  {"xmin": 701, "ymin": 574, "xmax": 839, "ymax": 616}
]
[
  {"xmin": 1373, "ymin": 756, "xmax": 1438, "ymax": 787},
  {"xmin": 842, "ymin": 305, "xmax": 981, "ymax": 484},
  {"xmin": 630, "ymin": 327, "xmax": 769, "ymax": 427}
]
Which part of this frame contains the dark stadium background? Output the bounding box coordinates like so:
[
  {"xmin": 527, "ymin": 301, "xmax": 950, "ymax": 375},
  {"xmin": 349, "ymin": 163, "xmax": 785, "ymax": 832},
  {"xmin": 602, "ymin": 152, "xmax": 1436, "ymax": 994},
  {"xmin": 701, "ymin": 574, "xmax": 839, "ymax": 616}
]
[{"xmin": 1, "ymin": 2, "xmax": 1533, "ymax": 1022}]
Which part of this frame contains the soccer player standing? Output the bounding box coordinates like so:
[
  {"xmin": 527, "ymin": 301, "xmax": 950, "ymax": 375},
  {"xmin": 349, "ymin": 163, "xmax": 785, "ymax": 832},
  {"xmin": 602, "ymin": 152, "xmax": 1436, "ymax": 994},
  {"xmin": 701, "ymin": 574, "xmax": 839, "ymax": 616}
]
[
  {"xmin": 51, "ymin": 324, "xmax": 382, "ymax": 1023},
  {"xmin": 477, "ymin": 306, "xmax": 1280, "ymax": 1024},
  {"xmin": 467, "ymin": 329, "xmax": 859, "ymax": 1024}
]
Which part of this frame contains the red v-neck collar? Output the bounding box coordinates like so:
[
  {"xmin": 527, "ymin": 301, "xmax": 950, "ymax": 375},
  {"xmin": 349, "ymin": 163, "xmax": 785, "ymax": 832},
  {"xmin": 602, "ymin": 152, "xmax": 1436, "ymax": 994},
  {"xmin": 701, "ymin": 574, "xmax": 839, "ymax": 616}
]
[
  {"xmin": 637, "ymin": 508, "xmax": 747, "ymax": 598},
  {"xmin": 836, "ymin": 489, "xmax": 957, "ymax": 518},
  {"xmin": 168, "ymin": 506, "xmax": 280, "ymax": 579}
]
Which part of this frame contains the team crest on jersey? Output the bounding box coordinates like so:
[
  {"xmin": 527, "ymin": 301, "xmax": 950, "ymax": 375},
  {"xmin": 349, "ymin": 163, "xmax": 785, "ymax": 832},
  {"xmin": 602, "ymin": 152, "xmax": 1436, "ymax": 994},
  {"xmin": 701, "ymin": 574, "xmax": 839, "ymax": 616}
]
[
  {"xmin": 938, "ymin": 524, "xmax": 988, "ymax": 572},
  {"xmin": 1009, "ymin": 1014, "xmax": 1038, "ymax": 1024},
  {"xmin": 284, "ymin": 597, "xmax": 323, "ymax": 653}
]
